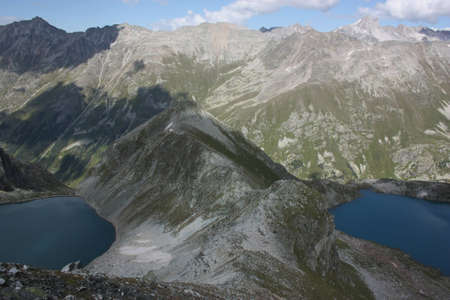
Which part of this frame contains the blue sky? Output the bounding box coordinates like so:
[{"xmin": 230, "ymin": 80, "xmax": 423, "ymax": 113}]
[{"xmin": 1, "ymin": 0, "xmax": 450, "ymax": 32}]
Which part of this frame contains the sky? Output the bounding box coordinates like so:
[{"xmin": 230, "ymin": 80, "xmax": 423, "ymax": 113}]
[{"xmin": 1, "ymin": 0, "xmax": 450, "ymax": 32}]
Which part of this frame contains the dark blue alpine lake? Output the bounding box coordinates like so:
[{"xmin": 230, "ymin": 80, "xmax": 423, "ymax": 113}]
[
  {"xmin": 330, "ymin": 190, "xmax": 450, "ymax": 276},
  {"xmin": 0, "ymin": 197, "xmax": 115, "ymax": 269}
]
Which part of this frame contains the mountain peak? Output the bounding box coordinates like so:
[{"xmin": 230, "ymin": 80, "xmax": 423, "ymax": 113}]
[
  {"xmin": 10, "ymin": 16, "xmax": 63, "ymax": 33},
  {"xmin": 0, "ymin": 17, "xmax": 119, "ymax": 73},
  {"xmin": 336, "ymin": 15, "xmax": 430, "ymax": 42},
  {"xmin": 31, "ymin": 16, "xmax": 49, "ymax": 24},
  {"xmin": 354, "ymin": 16, "xmax": 380, "ymax": 28}
]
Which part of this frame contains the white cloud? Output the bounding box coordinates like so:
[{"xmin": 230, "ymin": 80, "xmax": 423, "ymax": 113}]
[
  {"xmin": 0, "ymin": 16, "xmax": 20, "ymax": 25},
  {"xmin": 157, "ymin": 10, "xmax": 206, "ymax": 30},
  {"xmin": 359, "ymin": 0, "xmax": 450, "ymax": 23},
  {"xmin": 155, "ymin": 0, "xmax": 339, "ymax": 30}
]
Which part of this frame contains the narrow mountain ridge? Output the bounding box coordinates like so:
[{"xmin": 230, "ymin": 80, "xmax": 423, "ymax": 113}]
[{"xmin": 79, "ymin": 99, "xmax": 373, "ymax": 299}]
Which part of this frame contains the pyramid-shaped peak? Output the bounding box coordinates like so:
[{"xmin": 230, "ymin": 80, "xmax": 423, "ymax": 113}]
[
  {"xmin": 1, "ymin": 16, "xmax": 64, "ymax": 35},
  {"xmin": 31, "ymin": 16, "xmax": 50, "ymax": 25},
  {"xmin": 12, "ymin": 16, "xmax": 66, "ymax": 34}
]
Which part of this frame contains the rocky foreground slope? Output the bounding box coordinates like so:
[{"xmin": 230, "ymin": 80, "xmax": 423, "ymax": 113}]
[
  {"xmin": 0, "ymin": 147, "xmax": 73, "ymax": 203},
  {"xmin": 0, "ymin": 17, "xmax": 449, "ymax": 184},
  {"xmin": 0, "ymin": 262, "xmax": 231, "ymax": 299}
]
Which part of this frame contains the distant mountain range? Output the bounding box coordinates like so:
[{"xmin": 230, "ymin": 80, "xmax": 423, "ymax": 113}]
[
  {"xmin": 335, "ymin": 16, "xmax": 450, "ymax": 42},
  {"xmin": 0, "ymin": 17, "xmax": 449, "ymax": 185}
]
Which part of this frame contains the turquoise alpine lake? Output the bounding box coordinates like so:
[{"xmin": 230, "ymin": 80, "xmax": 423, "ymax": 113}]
[
  {"xmin": 0, "ymin": 197, "xmax": 115, "ymax": 269},
  {"xmin": 330, "ymin": 190, "xmax": 450, "ymax": 276}
]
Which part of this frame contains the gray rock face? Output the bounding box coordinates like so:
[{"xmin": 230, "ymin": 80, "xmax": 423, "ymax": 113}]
[{"xmin": 61, "ymin": 261, "xmax": 81, "ymax": 273}]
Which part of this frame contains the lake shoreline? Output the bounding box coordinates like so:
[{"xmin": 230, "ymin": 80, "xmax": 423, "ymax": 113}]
[
  {"xmin": 331, "ymin": 189, "xmax": 450, "ymax": 277},
  {"xmin": 0, "ymin": 196, "xmax": 115, "ymax": 270},
  {"xmin": 0, "ymin": 193, "xmax": 80, "ymax": 206},
  {"xmin": 357, "ymin": 178, "xmax": 450, "ymax": 203},
  {"xmin": 337, "ymin": 231, "xmax": 450, "ymax": 298},
  {"xmin": 315, "ymin": 178, "xmax": 450, "ymax": 211}
]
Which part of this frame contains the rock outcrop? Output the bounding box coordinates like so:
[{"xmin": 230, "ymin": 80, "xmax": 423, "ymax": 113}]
[{"xmin": 0, "ymin": 262, "xmax": 234, "ymax": 299}]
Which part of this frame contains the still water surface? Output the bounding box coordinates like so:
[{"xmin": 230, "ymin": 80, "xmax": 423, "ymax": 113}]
[
  {"xmin": 330, "ymin": 190, "xmax": 450, "ymax": 276},
  {"xmin": 0, "ymin": 197, "xmax": 115, "ymax": 269}
]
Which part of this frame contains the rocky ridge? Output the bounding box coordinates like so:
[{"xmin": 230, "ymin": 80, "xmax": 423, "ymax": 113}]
[{"xmin": 78, "ymin": 100, "xmax": 373, "ymax": 299}]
